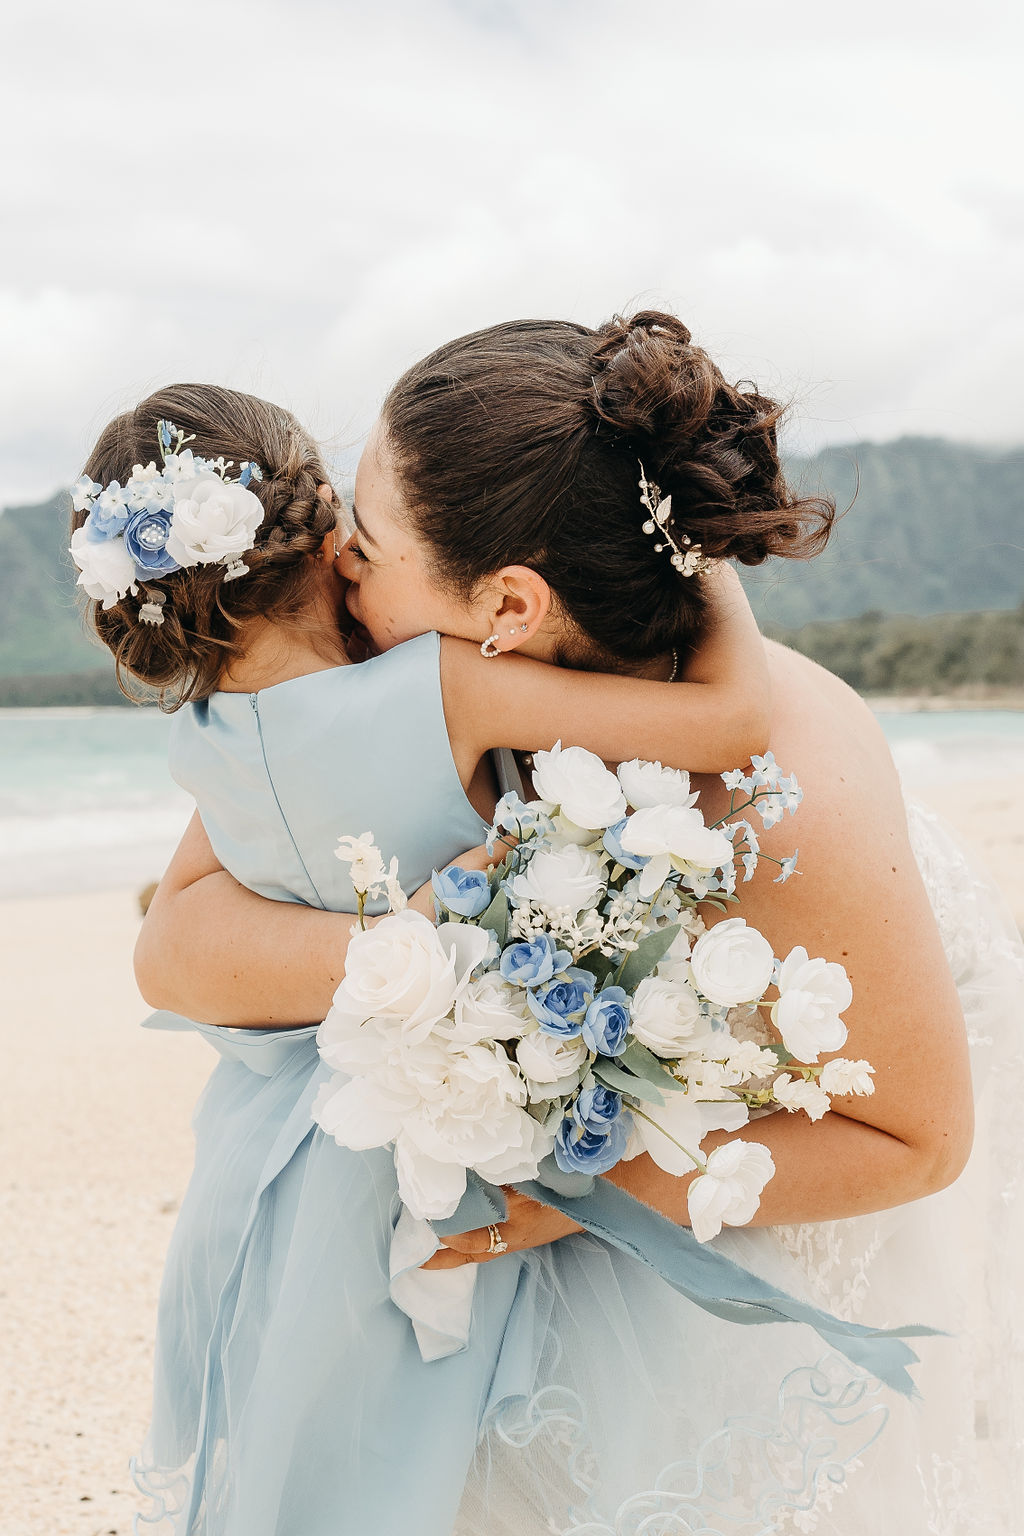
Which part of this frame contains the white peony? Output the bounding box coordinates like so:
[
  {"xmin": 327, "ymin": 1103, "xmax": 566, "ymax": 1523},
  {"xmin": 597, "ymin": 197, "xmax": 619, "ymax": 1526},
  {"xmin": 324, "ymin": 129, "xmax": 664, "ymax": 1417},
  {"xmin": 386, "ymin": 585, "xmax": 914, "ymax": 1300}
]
[
  {"xmin": 687, "ymin": 1140, "xmax": 776, "ymax": 1242},
  {"xmin": 623, "ymin": 1087, "xmax": 748, "ymax": 1176},
  {"xmin": 771, "ymin": 947, "xmax": 852, "ymax": 1062},
  {"xmin": 69, "ymin": 525, "xmax": 139, "ymax": 609},
  {"xmin": 617, "ymin": 758, "xmax": 699, "ymax": 811},
  {"xmin": 620, "ymin": 805, "xmax": 735, "ymax": 899},
  {"xmin": 819, "ymin": 1058, "xmax": 875, "ymax": 1097},
  {"xmin": 689, "ymin": 919, "xmax": 776, "ymax": 1008},
  {"xmin": 510, "ymin": 843, "xmax": 606, "ymax": 914},
  {"xmin": 314, "ymin": 1030, "xmax": 551, "ymax": 1221},
  {"xmin": 531, "ymin": 742, "xmax": 626, "ymax": 830},
  {"xmin": 772, "ymin": 1073, "xmax": 831, "ymax": 1121},
  {"xmin": 516, "ymin": 1030, "xmax": 590, "ymax": 1095},
  {"xmin": 454, "ymin": 971, "xmax": 532, "ymax": 1043},
  {"xmin": 165, "ymin": 474, "xmax": 265, "ymax": 567},
  {"xmin": 630, "ymin": 974, "xmax": 714, "ymax": 1058},
  {"xmin": 324, "ymin": 910, "xmax": 490, "ymax": 1046}
]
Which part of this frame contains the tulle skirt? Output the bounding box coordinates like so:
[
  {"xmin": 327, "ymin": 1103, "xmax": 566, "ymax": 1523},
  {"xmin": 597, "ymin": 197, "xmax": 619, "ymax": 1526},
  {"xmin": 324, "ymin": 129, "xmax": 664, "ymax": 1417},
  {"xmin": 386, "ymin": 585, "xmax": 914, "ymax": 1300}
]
[{"xmin": 133, "ymin": 802, "xmax": 1024, "ymax": 1535}]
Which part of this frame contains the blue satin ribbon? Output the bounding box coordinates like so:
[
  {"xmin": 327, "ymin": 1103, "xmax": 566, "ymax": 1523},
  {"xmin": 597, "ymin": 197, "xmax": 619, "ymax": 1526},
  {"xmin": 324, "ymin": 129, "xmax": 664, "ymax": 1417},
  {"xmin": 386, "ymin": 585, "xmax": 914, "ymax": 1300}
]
[{"xmin": 435, "ymin": 1163, "xmax": 939, "ymax": 1399}]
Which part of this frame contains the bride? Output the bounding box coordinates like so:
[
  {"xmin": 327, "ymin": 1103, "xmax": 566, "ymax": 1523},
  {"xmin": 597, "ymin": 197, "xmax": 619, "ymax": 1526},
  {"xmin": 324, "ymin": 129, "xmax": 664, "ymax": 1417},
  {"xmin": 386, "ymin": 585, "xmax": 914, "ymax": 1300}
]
[{"xmin": 133, "ymin": 312, "xmax": 1023, "ymax": 1533}]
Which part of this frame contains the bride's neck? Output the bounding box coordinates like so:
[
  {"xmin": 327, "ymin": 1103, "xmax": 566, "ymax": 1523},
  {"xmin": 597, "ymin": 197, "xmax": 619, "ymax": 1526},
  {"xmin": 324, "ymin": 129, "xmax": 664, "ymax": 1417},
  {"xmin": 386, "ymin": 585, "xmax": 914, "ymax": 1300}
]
[{"xmin": 217, "ymin": 589, "xmax": 350, "ymax": 694}]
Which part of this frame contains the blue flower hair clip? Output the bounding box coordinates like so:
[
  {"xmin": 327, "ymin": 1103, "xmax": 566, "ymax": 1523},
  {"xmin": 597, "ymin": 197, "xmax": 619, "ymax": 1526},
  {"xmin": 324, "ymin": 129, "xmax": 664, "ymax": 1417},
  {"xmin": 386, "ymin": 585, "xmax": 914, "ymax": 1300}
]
[{"xmin": 69, "ymin": 420, "xmax": 266, "ymax": 622}]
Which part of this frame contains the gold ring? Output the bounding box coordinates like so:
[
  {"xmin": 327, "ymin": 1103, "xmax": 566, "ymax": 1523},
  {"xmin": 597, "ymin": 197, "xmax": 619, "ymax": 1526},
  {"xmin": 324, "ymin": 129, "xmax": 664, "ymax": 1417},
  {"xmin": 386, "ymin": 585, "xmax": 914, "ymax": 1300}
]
[{"xmin": 487, "ymin": 1223, "xmax": 509, "ymax": 1255}]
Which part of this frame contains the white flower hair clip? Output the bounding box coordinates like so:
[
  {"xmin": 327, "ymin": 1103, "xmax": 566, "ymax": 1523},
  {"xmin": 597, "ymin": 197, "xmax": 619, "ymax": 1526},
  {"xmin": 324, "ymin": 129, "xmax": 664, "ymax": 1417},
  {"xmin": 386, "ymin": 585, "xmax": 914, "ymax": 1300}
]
[
  {"xmin": 69, "ymin": 420, "xmax": 266, "ymax": 622},
  {"xmin": 638, "ymin": 461, "xmax": 714, "ymax": 578}
]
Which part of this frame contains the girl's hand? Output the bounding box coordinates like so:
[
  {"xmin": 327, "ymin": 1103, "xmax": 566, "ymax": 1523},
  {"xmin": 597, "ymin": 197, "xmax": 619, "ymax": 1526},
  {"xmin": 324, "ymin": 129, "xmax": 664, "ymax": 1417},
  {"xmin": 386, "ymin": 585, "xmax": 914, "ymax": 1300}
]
[{"xmin": 420, "ymin": 1188, "xmax": 582, "ymax": 1268}]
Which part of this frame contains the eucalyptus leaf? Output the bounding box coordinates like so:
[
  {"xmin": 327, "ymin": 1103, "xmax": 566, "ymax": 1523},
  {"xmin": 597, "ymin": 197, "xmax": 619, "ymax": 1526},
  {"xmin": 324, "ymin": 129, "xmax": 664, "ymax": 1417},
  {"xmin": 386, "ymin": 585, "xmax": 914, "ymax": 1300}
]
[
  {"xmin": 620, "ymin": 1038, "xmax": 686, "ymax": 1093},
  {"xmin": 592, "ymin": 1059, "xmax": 667, "ymax": 1105},
  {"xmin": 615, "ymin": 923, "xmax": 680, "ymax": 992},
  {"xmin": 477, "ymin": 888, "xmax": 509, "ymax": 944},
  {"xmin": 588, "ymin": 951, "xmax": 616, "ymax": 988}
]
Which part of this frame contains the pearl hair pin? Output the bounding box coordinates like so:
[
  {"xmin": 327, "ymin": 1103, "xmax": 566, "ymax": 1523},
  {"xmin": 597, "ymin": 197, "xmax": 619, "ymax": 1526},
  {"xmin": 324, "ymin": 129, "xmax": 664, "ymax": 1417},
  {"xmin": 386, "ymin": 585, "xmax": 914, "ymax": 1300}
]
[{"xmin": 638, "ymin": 462, "xmax": 714, "ymax": 578}]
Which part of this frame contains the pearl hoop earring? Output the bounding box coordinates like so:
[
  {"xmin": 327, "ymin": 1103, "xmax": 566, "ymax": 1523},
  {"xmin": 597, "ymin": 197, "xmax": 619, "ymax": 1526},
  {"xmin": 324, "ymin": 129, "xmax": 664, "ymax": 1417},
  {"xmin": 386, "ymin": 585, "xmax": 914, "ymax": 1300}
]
[{"xmin": 480, "ymin": 634, "xmax": 501, "ymax": 658}]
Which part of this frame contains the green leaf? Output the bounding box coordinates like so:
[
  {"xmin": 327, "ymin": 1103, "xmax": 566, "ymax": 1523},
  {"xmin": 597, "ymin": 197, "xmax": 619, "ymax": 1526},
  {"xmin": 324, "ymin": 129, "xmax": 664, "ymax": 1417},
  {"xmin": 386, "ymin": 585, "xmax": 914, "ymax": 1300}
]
[
  {"xmin": 477, "ymin": 888, "xmax": 509, "ymax": 945},
  {"xmin": 588, "ymin": 951, "xmax": 617, "ymax": 988},
  {"xmin": 592, "ymin": 1059, "xmax": 667, "ymax": 1105},
  {"xmin": 615, "ymin": 923, "xmax": 680, "ymax": 992},
  {"xmin": 620, "ymin": 1038, "xmax": 686, "ymax": 1092}
]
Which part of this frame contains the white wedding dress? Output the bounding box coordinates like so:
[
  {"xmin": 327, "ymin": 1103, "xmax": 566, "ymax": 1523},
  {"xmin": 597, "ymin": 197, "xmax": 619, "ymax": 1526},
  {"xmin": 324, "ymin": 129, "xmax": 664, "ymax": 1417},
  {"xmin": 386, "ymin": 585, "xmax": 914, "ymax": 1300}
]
[{"xmin": 449, "ymin": 785, "xmax": 1024, "ymax": 1535}]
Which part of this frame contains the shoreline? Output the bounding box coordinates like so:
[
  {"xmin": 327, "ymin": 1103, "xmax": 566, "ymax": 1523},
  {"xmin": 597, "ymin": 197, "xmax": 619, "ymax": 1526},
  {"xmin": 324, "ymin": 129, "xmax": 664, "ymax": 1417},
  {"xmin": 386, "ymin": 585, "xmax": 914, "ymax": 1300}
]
[{"xmin": 868, "ymin": 691, "xmax": 1024, "ymax": 713}]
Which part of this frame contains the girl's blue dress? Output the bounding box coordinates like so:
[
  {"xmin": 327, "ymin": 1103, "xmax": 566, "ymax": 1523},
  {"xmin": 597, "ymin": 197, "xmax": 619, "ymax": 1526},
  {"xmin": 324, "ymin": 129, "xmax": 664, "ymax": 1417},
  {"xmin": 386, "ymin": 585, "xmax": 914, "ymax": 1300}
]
[{"xmin": 132, "ymin": 632, "xmax": 1024, "ymax": 1535}]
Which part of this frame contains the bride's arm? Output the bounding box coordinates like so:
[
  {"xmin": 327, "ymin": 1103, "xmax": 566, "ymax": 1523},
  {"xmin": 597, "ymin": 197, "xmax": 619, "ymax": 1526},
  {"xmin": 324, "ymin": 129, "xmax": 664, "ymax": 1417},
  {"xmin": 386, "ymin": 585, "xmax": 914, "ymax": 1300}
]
[
  {"xmin": 442, "ymin": 564, "xmax": 771, "ymax": 778},
  {"xmin": 135, "ymin": 812, "xmax": 478, "ymax": 1025}
]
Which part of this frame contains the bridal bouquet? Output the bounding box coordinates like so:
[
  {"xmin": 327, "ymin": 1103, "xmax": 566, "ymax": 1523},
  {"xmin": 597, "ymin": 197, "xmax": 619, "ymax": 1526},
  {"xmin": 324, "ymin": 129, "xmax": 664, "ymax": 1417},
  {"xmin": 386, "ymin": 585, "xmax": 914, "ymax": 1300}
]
[{"xmin": 313, "ymin": 746, "xmax": 874, "ymax": 1241}]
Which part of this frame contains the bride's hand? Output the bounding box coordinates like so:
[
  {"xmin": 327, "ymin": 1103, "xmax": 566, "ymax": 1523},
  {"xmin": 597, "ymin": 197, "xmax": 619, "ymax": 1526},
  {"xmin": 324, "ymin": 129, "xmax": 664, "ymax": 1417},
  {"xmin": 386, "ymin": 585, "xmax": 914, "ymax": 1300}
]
[
  {"xmin": 419, "ymin": 1188, "xmax": 582, "ymax": 1268},
  {"xmin": 406, "ymin": 842, "xmax": 497, "ymax": 918}
]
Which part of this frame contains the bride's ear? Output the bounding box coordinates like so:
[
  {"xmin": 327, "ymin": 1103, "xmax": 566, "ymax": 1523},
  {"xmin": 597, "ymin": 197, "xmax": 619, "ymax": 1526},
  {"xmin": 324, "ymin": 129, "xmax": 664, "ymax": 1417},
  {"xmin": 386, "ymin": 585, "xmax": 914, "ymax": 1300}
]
[{"xmin": 485, "ymin": 566, "xmax": 551, "ymax": 651}]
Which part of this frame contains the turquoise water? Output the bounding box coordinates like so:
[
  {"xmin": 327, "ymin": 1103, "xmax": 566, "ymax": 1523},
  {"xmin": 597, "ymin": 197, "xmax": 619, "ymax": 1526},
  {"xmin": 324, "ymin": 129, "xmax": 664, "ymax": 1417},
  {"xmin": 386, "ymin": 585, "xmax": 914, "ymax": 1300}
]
[{"xmin": 2, "ymin": 706, "xmax": 1024, "ymax": 898}]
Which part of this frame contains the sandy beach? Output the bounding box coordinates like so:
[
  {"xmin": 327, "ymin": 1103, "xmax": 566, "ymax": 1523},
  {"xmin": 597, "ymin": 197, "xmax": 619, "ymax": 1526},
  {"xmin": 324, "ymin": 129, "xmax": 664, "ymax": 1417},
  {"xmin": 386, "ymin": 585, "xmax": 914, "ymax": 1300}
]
[{"xmin": 2, "ymin": 775, "xmax": 1022, "ymax": 1536}]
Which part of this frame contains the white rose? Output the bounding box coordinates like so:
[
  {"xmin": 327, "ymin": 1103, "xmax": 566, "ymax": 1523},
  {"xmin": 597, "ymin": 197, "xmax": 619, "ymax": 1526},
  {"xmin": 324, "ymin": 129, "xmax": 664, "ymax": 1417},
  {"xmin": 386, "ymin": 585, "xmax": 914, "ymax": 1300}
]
[
  {"xmin": 617, "ymin": 758, "xmax": 698, "ymax": 811},
  {"xmin": 686, "ymin": 1140, "xmax": 776, "ymax": 1243},
  {"xmin": 772, "ymin": 1073, "xmax": 831, "ymax": 1121},
  {"xmin": 328, "ymin": 910, "xmax": 490, "ymax": 1044},
  {"xmin": 516, "ymin": 1030, "xmax": 590, "ymax": 1095},
  {"xmin": 69, "ymin": 526, "xmax": 139, "ymax": 609},
  {"xmin": 454, "ymin": 972, "xmax": 532, "ymax": 1043},
  {"xmin": 771, "ymin": 947, "xmax": 853, "ymax": 1062},
  {"xmin": 630, "ymin": 974, "xmax": 714, "ymax": 1058},
  {"xmin": 690, "ymin": 919, "xmax": 776, "ymax": 1008},
  {"xmin": 819, "ymin": 1058, "xmax": 875, "ymax": 1097},
  {"xmin": 624, "ymin": 1088, "xmax": 749, "ymax": 1175},
  {"xmin": 510, "ymin": 843, "xmax": 606, "ymax": 914},
  {"xmin": 166, "ymin": 475, "xmax": 265, "ymax": 566},
  {"xmin": 531, "ymin": 742, "xmax": 626, "ymax": 831},
  {"xmin": 620, "ymin": 805, "xmax": 735, "ymax": 899}
]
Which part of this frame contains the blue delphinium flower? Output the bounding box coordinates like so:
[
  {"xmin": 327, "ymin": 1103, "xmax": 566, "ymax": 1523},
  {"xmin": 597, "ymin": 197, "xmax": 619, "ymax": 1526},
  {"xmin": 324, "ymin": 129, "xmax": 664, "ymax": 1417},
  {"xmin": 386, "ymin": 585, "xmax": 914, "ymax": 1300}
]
[
  {"xmin": 602, "ymin": 818, "xmax": 648, "ymax": 872},
  {"xmin": 123, "ymin": 506, "xmax": 180, "ymax": 577},
  {"xmin": 527, "ymin": 967, "xmax": 596, "ymax": 1037},
  {"xmin": 499, "ymin": 934, "xmax": 571, "ymax": 988},
  {"xmin": 431, "ymin": 865, "xmax": 492, "ymax": 918},
  {"xmin": 581, "ymin": 986, "xmax": 630, "ymax": 1055},
  {"xmin": 87, "ymin": 482, "xmax": 131, "ymax": 540}
]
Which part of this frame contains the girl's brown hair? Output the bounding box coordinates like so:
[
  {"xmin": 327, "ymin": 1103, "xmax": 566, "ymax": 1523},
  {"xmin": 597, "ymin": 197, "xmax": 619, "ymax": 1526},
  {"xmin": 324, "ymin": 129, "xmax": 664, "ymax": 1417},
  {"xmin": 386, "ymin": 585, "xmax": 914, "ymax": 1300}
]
[
  {"xmin": 382, "ymin": 311, "xmax": 835, "ymax": 667},
  {"xmin": 72, "ymin": 383, "xmax": 339, "ymax": 707}
]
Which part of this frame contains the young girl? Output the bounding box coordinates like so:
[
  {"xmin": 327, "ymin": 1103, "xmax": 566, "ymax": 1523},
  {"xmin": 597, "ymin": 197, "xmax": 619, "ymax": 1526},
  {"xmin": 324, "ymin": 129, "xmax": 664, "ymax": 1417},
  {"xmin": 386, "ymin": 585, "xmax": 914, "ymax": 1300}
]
[{"xmin": 74, "ymin": 381, "xmax": 889, "ymax": 1535}]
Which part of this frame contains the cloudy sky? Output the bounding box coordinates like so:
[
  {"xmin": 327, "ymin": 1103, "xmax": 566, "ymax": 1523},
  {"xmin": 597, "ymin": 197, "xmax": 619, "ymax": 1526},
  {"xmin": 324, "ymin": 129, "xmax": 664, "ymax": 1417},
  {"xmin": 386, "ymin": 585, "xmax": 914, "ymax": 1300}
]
[{"xmin": 1, "ymin": 0, "xmax": 1020, "ymax": 508}]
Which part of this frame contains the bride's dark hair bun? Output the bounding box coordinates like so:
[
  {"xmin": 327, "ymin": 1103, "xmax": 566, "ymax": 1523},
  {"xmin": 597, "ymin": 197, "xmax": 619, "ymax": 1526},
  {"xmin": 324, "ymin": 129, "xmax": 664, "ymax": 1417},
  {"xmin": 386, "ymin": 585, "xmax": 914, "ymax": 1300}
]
[
  {"xmin": 588, "ymin": 311, "xmax": 827, "ymax": 567},
  {"xmin": 383, "ymin": 309, "xmax": 836, "ymax": 666}
]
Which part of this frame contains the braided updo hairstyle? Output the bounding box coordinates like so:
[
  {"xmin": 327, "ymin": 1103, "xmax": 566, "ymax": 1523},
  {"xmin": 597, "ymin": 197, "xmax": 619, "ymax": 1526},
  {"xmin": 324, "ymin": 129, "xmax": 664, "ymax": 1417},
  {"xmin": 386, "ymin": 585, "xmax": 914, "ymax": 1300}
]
[
  {"xmin": 72, "ymin": 383, "xmax": 341, "ymax": 707},
  {"xmin": 381, "ymin": 311, "xmax": 835, "ymax": 669}
]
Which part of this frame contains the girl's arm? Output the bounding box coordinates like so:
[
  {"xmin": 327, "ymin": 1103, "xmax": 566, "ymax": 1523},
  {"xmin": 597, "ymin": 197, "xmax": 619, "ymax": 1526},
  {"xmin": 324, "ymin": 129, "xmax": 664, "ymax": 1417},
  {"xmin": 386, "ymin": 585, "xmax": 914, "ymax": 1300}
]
[
  {"xmin": 134, "ymin": 811, "xmax": 488, "ymax": 1025},
  {"xmin": 442, "ymin": 564, "xmax": 770, "ymax": 785}
]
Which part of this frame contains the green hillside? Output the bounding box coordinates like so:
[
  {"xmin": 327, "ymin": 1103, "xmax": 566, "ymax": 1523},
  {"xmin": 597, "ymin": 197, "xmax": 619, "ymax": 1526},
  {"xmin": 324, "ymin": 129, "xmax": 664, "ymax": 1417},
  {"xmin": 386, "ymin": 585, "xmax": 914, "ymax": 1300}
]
[
  {"xmin": 1, "ymin": 437, "xmax": 1021, "ymax": 703},
  {"xmin": 0, "ymin": 492, "xmax": 106, "ymax": 676},
  {"xmin": 742, "ymin": 437, "xmax": 1024, "ymax": 627}
]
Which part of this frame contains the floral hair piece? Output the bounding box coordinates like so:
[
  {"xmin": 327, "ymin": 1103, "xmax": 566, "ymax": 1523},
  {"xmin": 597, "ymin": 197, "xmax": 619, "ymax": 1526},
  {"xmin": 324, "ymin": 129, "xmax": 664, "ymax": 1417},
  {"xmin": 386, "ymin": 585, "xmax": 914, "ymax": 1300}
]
[
  {"xmin": 638, "ymin": 462, "xmax": 714, "ymax": 578},
  {"xmin": 69, "ymin": 420, "xmax": 266, "ymax": 623}
]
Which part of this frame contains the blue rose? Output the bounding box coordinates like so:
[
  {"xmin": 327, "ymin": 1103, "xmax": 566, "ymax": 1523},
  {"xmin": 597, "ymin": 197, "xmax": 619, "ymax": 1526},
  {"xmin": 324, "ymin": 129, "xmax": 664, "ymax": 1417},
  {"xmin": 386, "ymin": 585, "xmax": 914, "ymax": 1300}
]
[
  {"xmin": 499, "ymin": 933, "xmax": 572, "ymax": 988},
  {"xmin": 554, "ymin": 1104, "xmax": 630, "ymax": 1175},
  {"xmin": 431, "ymin": 864, "xmax": 492, "ymax": 918},
  {"xmin": 527, "ymin": 967, "xmax": 596, "ymax": 1038},
  {"xmin": 581, "ymin": 987, "xmax": 630, "ymax": 1056},
  {"xmin": 572, "ymin": 1083, "xmax": 623, "ymax": 1134},
  {"xmin": 123, "ymin": 506, "xmax": 180, "ymax": 577},
  {"xmin": 603, "ymin": 817, "xmax": 649, "ymax": 872}
]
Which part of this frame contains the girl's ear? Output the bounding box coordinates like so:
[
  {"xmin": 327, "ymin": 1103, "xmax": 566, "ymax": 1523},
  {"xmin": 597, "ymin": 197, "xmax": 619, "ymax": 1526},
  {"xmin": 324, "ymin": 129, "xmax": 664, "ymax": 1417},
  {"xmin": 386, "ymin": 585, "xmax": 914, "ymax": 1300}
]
[{"xmin": 482, "ymin": 566, "xmax": 552, "ymax": 652}]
